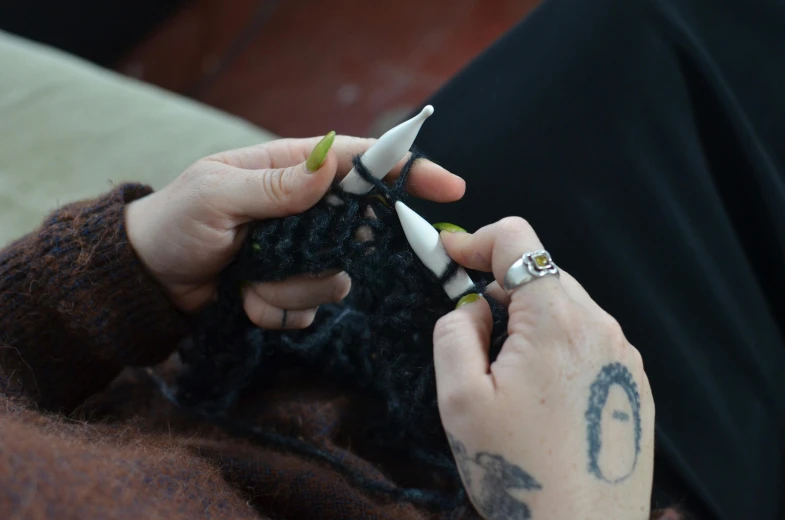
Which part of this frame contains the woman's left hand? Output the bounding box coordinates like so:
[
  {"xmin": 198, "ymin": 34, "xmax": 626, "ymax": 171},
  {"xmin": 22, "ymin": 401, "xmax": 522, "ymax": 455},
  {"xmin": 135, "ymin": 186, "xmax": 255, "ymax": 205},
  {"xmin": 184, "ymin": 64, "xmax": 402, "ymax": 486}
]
[{"xmin": 126, "ymin": 134, "xmax": 465, "ymax": 328}]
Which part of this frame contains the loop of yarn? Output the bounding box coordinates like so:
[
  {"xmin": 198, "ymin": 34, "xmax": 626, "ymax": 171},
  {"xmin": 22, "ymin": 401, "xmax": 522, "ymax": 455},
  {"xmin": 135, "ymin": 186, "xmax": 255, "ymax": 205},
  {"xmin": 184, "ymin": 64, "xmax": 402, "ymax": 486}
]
[{"xmin": 164, "ymin": 151, "xmax": 510, "ymax": 509}]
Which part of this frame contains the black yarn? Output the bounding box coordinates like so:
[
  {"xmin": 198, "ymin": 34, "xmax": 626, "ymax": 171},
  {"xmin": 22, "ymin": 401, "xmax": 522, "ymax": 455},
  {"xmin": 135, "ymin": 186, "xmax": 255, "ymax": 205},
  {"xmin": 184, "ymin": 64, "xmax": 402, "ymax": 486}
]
[
  {"xmin": 165, "ymin": 151, "xmax": 510, "ymax": 510},
  {"xmin": 145, "ymin": 368, "xmax": 468, "ymax": 511}
]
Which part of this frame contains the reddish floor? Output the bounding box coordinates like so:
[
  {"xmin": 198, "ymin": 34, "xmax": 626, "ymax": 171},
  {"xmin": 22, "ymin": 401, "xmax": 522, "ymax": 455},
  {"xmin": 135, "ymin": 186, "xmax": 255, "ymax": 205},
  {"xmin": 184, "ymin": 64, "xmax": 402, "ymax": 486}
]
[{"xmin": 119, "ymin": 0, "xmax": 539, "ymax": 137}]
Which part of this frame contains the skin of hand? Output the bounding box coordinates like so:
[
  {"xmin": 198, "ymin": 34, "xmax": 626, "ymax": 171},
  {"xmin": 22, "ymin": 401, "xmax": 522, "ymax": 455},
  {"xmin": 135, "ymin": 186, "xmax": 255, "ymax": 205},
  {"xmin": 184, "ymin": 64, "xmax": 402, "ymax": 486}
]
[
  {"xmin": 125, "ymin": 134, "xmax": 465, "ymax": 329},
  {"xmin": 434, "ymin": 218, "xmax": 655, "ymax": 520}
]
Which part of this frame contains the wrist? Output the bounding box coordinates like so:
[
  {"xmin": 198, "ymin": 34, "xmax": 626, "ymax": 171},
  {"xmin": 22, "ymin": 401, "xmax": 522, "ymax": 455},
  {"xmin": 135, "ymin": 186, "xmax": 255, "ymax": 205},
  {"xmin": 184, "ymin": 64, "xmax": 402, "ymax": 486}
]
[
  {"xmin": 125, "ymin": 192, "xmax": 164, "ymax": 284},
  {"xmin": 123, "ymin": 190, "xmax": 218, "ymax": 313}
]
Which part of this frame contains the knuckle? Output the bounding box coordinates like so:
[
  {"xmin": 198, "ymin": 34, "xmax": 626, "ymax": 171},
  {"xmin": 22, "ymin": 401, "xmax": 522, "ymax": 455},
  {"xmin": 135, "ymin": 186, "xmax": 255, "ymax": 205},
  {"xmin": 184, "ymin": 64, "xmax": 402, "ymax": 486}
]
[
  {"xmin": 258, "ymin": 144, "xmax": 274, "ymax": 169},
  {"xmin": 179, "ymin": 162, "xmax": 213, "ymax": 191},
  {"xmin": 433, "ymin": 313, "xmax": 465, "ymax": 352},
  {"xmin": 202, "ymin": 152, "xmax": 229, "ymax": 165},
  {"xmin": 437, "ymin": 384, "xmax": 478, "ymax": 417},
  {"xmin": 262, "ymin": 168, "xmax": 293, "ymax": 210},
  {"xmin": 628, "ymin": 344, "xmax": 644, "ymax": 368},
  {"xmin": 598, "ymin": 312, "xmax": 628, "ymax": 348},
  {"xmin": 498, "ymin": 216, "xmax": 533, "ymax": 236}
]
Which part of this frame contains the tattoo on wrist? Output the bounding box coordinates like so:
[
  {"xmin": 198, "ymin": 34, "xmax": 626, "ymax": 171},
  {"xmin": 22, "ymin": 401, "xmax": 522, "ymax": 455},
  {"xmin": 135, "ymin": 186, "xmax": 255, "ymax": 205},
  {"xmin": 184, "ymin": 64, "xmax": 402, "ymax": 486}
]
[
  {"xmin": 447, "ymin": 432, "xmax": 542, "ymax": 520},
  {"xmin": 585, "ymin": 362, "xmax": 642, "ymax": 483}
]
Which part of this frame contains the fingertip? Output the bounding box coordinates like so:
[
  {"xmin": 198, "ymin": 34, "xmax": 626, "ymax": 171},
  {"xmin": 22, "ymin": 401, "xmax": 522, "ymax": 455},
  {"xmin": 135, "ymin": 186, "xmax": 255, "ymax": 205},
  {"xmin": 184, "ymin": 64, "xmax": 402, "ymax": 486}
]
[
  {"xmin": 306, "ymin": 146, "xmax": 339, "ymax": 182},
  {"xmin": 430, "ymin": 174, "xmax": 465, "ymax": 202},
  {"xmin": 332, "ymin": 271, "xmax": 352, "ymax": 301},
  {"xmin": 451, "ymin": 175, "xmax": 467, "ymax": 201},
  {"xmin": 440, "ymin": 230, "xmax": 471, "ymax": 263},
  {"xmin": 286, "ymin": 150, "xmax": 339, "ymax": 213},
  {"xmin": 455, "ymin": 292, "xmax": 482, "ymax": 309},
  {"xmin": 439, "ymin": 229, "xmax": 458, "ymax": 244},
  {"xmin": 403, "ymin": 159, "xmax": 465, "ymax": 202},
  {"xmin": 453, "ymin": 292, "xmax": 493, "ymax": 326},
  {"xmin": 242, "ymin": 288, "xmax": 268, "ymax": 327},
  {"xmin": 305, "ymin": 131, "xmax": 336, "ymax": 172}
]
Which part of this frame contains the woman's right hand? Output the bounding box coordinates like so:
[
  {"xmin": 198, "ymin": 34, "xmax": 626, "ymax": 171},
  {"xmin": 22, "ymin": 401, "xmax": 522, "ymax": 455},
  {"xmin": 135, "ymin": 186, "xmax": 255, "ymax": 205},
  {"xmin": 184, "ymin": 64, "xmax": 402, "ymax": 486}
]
[{"xmin": 433, "ymin": 217, "xmax": 655, "ymax": 520}]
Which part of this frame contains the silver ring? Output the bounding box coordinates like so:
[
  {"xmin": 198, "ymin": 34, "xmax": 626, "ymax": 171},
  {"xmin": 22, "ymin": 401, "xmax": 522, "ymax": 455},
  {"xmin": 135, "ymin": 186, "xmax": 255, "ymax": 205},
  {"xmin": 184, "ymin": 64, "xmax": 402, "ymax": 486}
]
[{"xmin": 502, "ymin": 250, "xmax": 560, "ymax": 293}]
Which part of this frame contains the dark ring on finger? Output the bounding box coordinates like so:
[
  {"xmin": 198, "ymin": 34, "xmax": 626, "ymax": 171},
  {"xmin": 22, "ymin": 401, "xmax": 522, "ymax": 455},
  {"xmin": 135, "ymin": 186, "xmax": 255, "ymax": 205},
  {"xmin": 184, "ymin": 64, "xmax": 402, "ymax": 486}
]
[{"xmin": 281, "ymin": 309, "xmax": 288, "ymax": 328}]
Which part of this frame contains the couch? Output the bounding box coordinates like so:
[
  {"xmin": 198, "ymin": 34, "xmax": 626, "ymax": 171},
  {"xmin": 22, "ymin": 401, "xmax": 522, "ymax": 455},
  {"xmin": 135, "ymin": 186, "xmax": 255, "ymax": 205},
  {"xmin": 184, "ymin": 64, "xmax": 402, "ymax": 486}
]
[{"xmin": 0, "ymin": 30, "xmax": 276, "ymax": 246}]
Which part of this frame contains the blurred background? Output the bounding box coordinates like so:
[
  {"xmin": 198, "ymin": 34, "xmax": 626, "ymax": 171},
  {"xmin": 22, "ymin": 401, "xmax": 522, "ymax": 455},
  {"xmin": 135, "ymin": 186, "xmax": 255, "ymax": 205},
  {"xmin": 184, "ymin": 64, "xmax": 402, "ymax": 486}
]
[{"xmin": 0, "ymin": 0, "xmax": 539, "ymax": 137}]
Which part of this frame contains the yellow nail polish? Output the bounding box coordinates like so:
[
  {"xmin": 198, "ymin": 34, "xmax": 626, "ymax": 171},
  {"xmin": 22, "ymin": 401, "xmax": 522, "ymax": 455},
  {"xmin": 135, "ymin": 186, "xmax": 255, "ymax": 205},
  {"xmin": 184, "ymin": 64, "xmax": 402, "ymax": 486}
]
[
  {"xmin": 455, "ymin": 293, "xmax": 481, "ymax": 309},
  {"xmin": 306, "ymin": 131, "xmax": 336, "ymax": 172},
  {"xmin": 433, "ymin": 222, "xmax": 467, "ymax": 233}
]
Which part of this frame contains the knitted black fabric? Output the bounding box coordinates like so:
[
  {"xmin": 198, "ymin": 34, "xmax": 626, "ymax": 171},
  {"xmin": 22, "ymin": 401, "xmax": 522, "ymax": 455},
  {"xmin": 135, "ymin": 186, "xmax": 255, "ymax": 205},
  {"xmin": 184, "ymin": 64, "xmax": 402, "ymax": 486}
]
[{"xmin": 168, "ymin": 153, "xmax": 510, "ymax": 507}]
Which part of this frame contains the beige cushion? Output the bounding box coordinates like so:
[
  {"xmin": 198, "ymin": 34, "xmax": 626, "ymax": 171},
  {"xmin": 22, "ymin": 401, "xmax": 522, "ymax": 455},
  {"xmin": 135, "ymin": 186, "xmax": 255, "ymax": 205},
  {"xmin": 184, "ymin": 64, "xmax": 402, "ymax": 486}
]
[{"xmin": 0, "ymin": 31, "xmax": 276, "ymax": 246}]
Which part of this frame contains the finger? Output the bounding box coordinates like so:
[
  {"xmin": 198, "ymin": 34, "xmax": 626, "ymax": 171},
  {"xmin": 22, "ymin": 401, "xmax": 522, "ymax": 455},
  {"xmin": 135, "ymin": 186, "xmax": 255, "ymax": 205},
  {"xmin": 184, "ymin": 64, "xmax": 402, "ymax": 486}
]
[
  {"xmin": 208, "ymin": 136, "xmax": 465, "ymax": 203},
  {"xmin": 348, "ymin": 145, "xmax": 464, "ymax": 202},
  {"xmin": 483, "ymin": 281, "xmax": 510, "ymax": 306},
  {"xmin": 433, "ymin": 297, "xmax": 496, "ymax": 407},
  {"xmin": 206, "ymin": 136, "xmax": 354, "ymax": 170},
  {"xmin": 242, "ymin": 289, "xmax": 318, "ymax": 330},
  {"xmin": 399, "ymin": 155, "xmax": 466, "ymax": 202},
  {"xmin": 331, "ymin": 137, "xmax": 465, "ymax": 202},
  {"xmin": 440, "ymin": 217, "xmax": 565, "ymax": 299},
  {"xmin": 212, "ymin": 146, "xmax": 338, "ymax": 222},
  {"xmin": 250, "ymin": 271, "xmax": 351, "ymax": 310}
]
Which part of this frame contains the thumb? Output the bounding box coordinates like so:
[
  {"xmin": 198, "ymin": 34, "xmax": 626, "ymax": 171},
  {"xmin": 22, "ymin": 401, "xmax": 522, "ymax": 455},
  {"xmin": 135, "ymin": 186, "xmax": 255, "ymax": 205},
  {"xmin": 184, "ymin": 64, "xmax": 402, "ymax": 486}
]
[
  {"xmin": 433, "ymin": 294, "xmax": 495, "ymax": 411},
  {"xmin": 221, "ymin": 132, "xmax": 338, "ymax": 222}
]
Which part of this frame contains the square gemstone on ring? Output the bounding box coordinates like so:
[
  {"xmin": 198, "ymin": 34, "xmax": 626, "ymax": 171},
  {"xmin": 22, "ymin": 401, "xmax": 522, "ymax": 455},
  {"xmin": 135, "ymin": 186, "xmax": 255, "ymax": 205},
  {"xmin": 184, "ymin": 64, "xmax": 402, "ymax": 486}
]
[
  {"xmin": 533, "ymin": 253, "xmax": 550, "ymax": 268},
  {"xmin": 526, "ymin": 251, "xmax": 554, "ymax": 274}
]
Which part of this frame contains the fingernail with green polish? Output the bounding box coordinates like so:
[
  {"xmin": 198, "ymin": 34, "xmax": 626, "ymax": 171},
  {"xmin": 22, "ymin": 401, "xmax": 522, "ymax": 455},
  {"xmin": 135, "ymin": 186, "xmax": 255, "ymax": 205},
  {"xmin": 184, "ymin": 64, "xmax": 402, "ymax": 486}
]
[
  {"xmin": 306, "ymin": 131, "xmax": 336, "ymax": 172},
  {"xmin": 455, "ymin": 293, "xmax": 481, "ymax": 309},
  {"xmin": 433, "ymin": 222, "xmax": 467, "ymax": 233}
]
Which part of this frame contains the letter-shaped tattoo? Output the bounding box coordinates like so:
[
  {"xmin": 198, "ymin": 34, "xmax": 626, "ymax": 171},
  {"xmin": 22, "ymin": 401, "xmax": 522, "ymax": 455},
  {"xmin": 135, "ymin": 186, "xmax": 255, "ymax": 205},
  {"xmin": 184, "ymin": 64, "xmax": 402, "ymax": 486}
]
[
  {"xmin": 585, "ymin": 363, "xmax": 642, "ymax": 483},
  {"xmin": 447, "ymin": 433, "xmax": 542, "ymax": 519}
]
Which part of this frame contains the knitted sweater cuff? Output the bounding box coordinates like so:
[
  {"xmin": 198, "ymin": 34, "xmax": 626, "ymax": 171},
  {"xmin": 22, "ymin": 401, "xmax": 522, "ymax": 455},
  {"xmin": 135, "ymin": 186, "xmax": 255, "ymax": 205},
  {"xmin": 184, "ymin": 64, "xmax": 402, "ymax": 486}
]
[{"xmin": 0, "ymin": 184, "xmax": 189, "ymax": 409}]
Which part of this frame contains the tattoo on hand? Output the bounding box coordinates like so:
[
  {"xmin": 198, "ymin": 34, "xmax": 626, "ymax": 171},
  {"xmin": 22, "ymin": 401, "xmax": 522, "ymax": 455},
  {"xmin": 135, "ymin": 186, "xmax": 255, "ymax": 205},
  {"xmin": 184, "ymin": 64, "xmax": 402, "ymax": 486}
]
[
  {"xmin": 585, "ymin": 362, "xmax": 642, "ymax": 483},
  {"xmin": 447, "ymin": 433, "xmax": 542, "ymax": 520}
]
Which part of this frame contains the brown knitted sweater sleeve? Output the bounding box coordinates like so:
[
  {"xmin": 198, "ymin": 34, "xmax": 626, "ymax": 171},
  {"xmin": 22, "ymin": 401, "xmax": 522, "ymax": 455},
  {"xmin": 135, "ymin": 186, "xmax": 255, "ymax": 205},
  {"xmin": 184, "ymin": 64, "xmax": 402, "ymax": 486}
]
[{"xmin": 0, "ymin": 184, "xmax": 189, "ymax": 411}]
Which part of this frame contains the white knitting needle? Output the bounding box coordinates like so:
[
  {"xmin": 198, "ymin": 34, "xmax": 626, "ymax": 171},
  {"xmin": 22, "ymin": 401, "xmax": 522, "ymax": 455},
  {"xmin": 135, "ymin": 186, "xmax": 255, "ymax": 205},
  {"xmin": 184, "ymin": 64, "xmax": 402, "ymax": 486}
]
[
  {"xmin": 395, "ymin": 201, "xmax": 477, "ymax": 300},
  {"xmin": 338, "ymin": 105, "xmax": 435, "ymax": 196}
]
